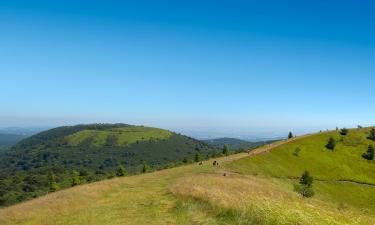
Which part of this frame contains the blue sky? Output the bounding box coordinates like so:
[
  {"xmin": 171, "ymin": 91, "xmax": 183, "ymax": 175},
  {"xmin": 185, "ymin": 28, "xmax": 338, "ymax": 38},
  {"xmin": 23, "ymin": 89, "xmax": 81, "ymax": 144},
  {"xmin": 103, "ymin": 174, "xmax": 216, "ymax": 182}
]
[{"xmin": 1, "ymin": 0, "xmax": 374, "ymax": 138}]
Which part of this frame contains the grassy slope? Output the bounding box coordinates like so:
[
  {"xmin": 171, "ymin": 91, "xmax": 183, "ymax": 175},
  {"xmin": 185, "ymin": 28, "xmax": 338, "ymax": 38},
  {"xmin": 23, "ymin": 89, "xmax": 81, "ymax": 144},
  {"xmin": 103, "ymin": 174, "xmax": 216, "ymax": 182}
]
[
  {"xmin": 1, "ymin": 130, "xmax": 375, "ymax": 225},
  {"xmin": 227, "ymin": 127, "xmax": 375, "ymax": 214}
]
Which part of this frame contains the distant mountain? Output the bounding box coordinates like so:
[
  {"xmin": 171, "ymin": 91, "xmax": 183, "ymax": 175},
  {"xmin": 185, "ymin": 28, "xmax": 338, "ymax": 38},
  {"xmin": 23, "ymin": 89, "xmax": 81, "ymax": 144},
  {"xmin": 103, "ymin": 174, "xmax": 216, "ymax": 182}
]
[
  {"xmin": 0, "ymin": 124, "xmax": 218, "ymax": 206},
  {"xmin": 203, "ymin": 137, "xmax": 275, "ymax": 150},
  {"xmin": 0, "ymin": 133, "xmax": 28, "ymax": 148}
]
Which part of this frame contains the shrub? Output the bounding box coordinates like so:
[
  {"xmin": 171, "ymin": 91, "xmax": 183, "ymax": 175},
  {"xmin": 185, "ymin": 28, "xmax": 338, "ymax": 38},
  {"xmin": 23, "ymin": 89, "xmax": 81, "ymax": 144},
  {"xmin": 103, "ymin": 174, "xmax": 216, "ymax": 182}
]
[
  {"xmin": 294, "ymin": 170, "xmax": 314, "ymax": 198},
  {"xmin": 142, "ymin": 162, "xmax": 149, "ymax": 173},
  {"xmin": 194, "ymin": 153, "xmax": 201, "ymax": 162},
  {"xmin": 116, "ymin": 165, "xmax": 127, "ymax": 177},
  {"xmin": 362, "ymin": 145, "xmax": 374, "ymax": 160},
  {"xmin": 71, "ymin": 170, "xmax": 82, "ymax": 186},
  {"xmin": 340, "ymin": 128, "xmax": 349, "ymax": 136},
  {"xmin": 326, "ymin": 137, "xmax": 336, "ymax": 150},
  {"xmin": 222, "ymin": 144, "xmax": 229, "ymax": 156},
  {"xmin": 288, "ymin": 132, "xmax": 293, "ymax": 139},
  {"xmin": 368, "ymin": 128, "xmax": 375, "ymax": 141},
  {"xmin": 49, "ymin": 173, "xmax": 60, "ymax": 192}
]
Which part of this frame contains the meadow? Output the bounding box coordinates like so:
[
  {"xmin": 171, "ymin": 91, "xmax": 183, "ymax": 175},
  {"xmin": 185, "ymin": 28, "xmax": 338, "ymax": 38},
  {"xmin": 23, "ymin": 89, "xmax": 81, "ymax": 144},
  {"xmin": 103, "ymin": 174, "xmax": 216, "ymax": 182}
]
[{"xmin": 1, "ymin": 128, "xmax": 375, "ymax": 224}]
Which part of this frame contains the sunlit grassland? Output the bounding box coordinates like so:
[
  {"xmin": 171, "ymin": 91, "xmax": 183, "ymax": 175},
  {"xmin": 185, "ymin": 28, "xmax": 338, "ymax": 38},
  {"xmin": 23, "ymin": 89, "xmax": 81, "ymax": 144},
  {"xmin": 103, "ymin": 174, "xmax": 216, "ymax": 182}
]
[
  {"xmin": 1, "ymin": 130, "xmax": 375, "ymax": 225},
  {"xmin": 226, "ymin": 127, "xmax": 375, "ymax": 214},
  {"xmin": 65, "ymin": 126, "xmax": 172, "ymax": 147}
]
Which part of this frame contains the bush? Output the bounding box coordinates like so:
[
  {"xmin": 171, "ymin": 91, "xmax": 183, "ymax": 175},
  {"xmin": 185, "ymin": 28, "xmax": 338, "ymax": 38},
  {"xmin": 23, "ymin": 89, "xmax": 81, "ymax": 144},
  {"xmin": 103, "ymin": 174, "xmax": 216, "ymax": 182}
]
[
  {"xmin": 222, "ymin": 144, "xmax": 229, "ymax": 156},
  {"xmin": 368, "ymin": 128, "xmax": 375, "ymax": 141},
  {"xmin": 340, "ymin": 128, "xmax": 349, "ymax": 136},
  {"xmin": 142, "ymin": 162, "xmax": 149, "ymax": 173},
  {"xmin": 71, "ymin": 170, "xmax": 82, "ymax": 186},
  {"xmin": 194, "ymin": 153, "xmax": 201, "ymax": 162},
  {"xmin": 288, "ymin": 132, "xmax": 293, "ymax": 139},
  {"xmin": 326, "ymin": 137, "xmax": 336, "ymax": 150},
  {"xmin": 116, "ymin": 165, "xmax": 127, "ymax": 177},
  {"xmin": 294, "ymin": 170, "xmax": 314, "ymax": 198},
  {"xmin": 362, "ymin": 145, "xmax": 374, "ymax": 160}
]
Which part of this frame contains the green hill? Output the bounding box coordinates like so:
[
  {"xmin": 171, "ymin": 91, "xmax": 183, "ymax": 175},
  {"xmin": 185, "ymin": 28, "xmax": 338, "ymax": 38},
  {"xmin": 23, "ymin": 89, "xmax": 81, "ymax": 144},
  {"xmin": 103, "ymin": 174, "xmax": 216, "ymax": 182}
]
[
  {"xmin": 1, "ymin": 127, "xmax": 375, "ymax": 225},
  {"xmin": 203, "ymin": 137, "xmax": 275, "ymax": 150},
  {"xmin": 0, "ymin": 124, "xmax": 217, "ymax": 207},
  {"xmin": 227, "ymin": 127, "xmax": 375, "ymax": 214}
]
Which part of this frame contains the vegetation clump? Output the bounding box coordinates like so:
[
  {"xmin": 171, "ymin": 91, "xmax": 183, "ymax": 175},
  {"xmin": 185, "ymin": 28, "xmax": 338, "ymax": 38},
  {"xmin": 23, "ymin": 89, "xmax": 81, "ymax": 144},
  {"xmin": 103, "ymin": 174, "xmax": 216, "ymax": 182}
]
[
  {"xmin": 326, "ymin": 137, "xmax": 336, "ymax": 150},
  {"xmin": 340, "ymin": 128, "xmax": 349, "ymax": 136},
  {"xmin": 288, "ymin": 132, "xmax": 293, "ymax": 139},
  {"xmin": 142, "ymin": 162, "xmax": 149, "ymax": 173},
  {"xmin": 362, "ymin": 145, "xmax": 374, "ymax": 160},
  {"xmin": 294, "ymin": 170, "xmax": 314, "ymax": 198},
  {"xmin": 71, "ymin": 170, "xmax": 82, "ymax": 186},
  {"xmin": 222, "ymin": 144, "xmax": 229, "ymax": 156},
  {"xmin": 116, "ymin": 165, "xmax": 127, "ymax": 177},
  {"xmin": 49, "ymin": 173, "xmax": 60, "ymax": 192},
  {"xmin": 368, "ymin": 128, "xmax": 375, "ymax": 141}
]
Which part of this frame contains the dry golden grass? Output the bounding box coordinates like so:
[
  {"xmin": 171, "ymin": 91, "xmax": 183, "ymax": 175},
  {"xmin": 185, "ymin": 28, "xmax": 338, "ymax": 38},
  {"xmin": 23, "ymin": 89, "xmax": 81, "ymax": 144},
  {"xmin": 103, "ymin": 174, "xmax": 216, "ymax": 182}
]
[{"xmin": 170, "ymin": 174, "xmax": 375, "ymax": 225}]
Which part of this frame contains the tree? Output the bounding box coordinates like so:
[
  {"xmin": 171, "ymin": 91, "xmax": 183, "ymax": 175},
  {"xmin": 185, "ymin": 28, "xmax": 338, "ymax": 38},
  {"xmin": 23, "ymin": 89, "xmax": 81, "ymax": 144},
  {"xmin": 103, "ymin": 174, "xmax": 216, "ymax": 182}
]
[
  {"xmin": 326, "ymin": 137, "xmax": 336, "ymax": 150},
  {"xmin": 49, "ymin": 173, "xmax": 60, "ymax": 192},
  {"xmin": 116, "ymin": 165, "xmax": 127, "ymax": 177},
  {"xmin": 362, "ymin": 145, "xmax": 374, "ymax": 160},
  {"xmin": 288, "ymin": 132, "xmax": 293, "ymax": 139},
  {"xmin": 294, "ymin": 170, "xmax": 314, "ymax": 198},
  {"xmin": 299, "ymin": 170, "xmax": 313, "ymax": 187},
  {"xmin": 368, "ymin": 128, "xmax": 375, "ymax": 141},
  {"xmin": 182, "ymin": 157, "xmax": 188, "ymax": 163},
  {"xmin": 142, "ymin": 162, "xmax": 149, "ymax": 173},
  {"xmin": 340, "ymin": 128, "xmax": 349, "ymax": 136},
  {"xmin": 222, "ymin": 144, "xmax": 229, "ymax": 156},
  {"xmin": 194, "ymin": 153, "xmax": 201, "ymax": 162},
  {"xmin": 71, "ymin": 170, "xmax": 82, "ymax": 186}
]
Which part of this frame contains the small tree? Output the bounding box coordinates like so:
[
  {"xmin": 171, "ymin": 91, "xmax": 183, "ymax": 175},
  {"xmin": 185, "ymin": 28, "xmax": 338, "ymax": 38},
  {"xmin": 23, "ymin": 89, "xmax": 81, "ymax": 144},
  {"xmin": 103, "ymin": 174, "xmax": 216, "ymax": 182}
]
[
  {"xmin": 222, "ymin": 144, "xmax": 229, "ymax": 156},
  {"xmin": 326, "ymin": 137, "xmax": 336, "ymax": 150},
  {"xmin": 362, "ymin": 145, "xmax": 374, "ymax": 160},
  {"xmin": 182, "ymin": 157, "xmax": 188, "ymax": 163},
  {"xmin": 71, "ymin": 170, "xmax": 82, "ymax": 186},
  {"xmin": 294, "ymin": 170, "xmax": 314, "ymax": 198},
  {"xmin": 142, "ymin": 162, "xmax": 149, "ymax": 173},
  {"xmin": 368, "ymin": 128, "xmax": 375, "ymax": 141},
  {"xmin": 49, "ymin": 173, "xmax": 60, "ymax": 192},
  {"xmin": 194, "ymin": 153, "xmax": 201, "ymax": 162},
  {"xmin": 340, "ymin": 128, "xmax": 349, "ymax": 136},
  {"xmin": 116, "ymin": 165, "xmax": 128, "ymax": 177},
  {"xmin": 288, "ymin": 132, "xmax": 293, "ymax": 139},
  {"xmin": 299, "ymin": 170, "xmax": 313, "ymax": 187}
]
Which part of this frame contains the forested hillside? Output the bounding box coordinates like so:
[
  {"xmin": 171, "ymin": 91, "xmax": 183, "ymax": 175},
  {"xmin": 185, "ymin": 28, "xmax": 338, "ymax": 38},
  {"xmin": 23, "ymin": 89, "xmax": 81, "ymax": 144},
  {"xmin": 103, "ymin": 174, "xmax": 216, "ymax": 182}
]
[{"xmin": 0, "ymin": 124, "xmax": 218, "ymax": 206}]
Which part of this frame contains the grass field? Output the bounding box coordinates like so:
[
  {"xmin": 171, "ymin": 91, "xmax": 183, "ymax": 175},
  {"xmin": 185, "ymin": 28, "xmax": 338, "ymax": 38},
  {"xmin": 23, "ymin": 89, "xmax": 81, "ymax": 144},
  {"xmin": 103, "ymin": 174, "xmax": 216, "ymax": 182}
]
[
  {"xmin": 1, "ymin": 129, "xmax": 375, "ymax": 225},
  {"xmin": 65, "ymin": 126, "xmax": 172, "ymax": 147}
]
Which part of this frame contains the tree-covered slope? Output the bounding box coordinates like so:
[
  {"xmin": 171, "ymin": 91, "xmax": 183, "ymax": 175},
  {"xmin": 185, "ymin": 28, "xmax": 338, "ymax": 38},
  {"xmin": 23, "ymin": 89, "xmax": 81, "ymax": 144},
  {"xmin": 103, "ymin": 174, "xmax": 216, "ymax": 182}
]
[
  {"xmin": 0, "ymin": 124, "xmax": 217, "ymax": 207},
  {"xmin": 203, "ymin": 137, "xmax": 274, "ymax": 150}
]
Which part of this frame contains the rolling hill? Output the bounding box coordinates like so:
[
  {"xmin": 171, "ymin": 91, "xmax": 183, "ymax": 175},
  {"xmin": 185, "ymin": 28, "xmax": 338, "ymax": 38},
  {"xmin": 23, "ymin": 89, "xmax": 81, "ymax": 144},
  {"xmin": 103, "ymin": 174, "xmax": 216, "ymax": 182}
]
[
  {"xmin": 203, "ymin": 137, "xmax": 275, "ymax": 150},
  {"xmin": 0, "ymin": 124, "xmax": 218, "ymax": 207},
  {"xmin": 1, "ymin": 127, "xmax": 375, "ymax": 225},
  {"xmin": 0, "ymin": 133, "xmax": 28, "ymax": 149}
]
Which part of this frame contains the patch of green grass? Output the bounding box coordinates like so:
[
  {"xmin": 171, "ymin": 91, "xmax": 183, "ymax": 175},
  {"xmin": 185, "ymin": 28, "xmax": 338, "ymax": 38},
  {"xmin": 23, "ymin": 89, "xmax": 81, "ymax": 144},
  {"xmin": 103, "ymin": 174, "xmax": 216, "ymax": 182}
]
[
  {"xmin": 226, "ymin": 127, "xmax": 375, "ymax": 215},
  {"xmin": 65, "ymin": 126, "xmax": 172, "ymax": 147}
]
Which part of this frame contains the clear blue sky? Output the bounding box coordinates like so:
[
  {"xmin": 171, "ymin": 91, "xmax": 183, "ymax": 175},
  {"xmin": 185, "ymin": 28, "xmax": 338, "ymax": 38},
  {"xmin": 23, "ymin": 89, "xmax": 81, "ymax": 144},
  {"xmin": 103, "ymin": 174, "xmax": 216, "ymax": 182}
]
[{"xmin": 1, "ymin": 0, "xmax": 374, "ymax": 138}]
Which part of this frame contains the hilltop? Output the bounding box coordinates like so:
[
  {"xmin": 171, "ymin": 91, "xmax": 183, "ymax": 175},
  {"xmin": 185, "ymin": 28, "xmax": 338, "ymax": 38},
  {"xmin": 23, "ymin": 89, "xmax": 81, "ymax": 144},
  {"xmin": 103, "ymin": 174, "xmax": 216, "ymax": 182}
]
[
  {"xmin": 0, "ymin": 124, "xmax": 217, "ymax": 206},
  {"xmin": 1, "ymin": 127, "xmax": 375, "ymax": 224}
]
